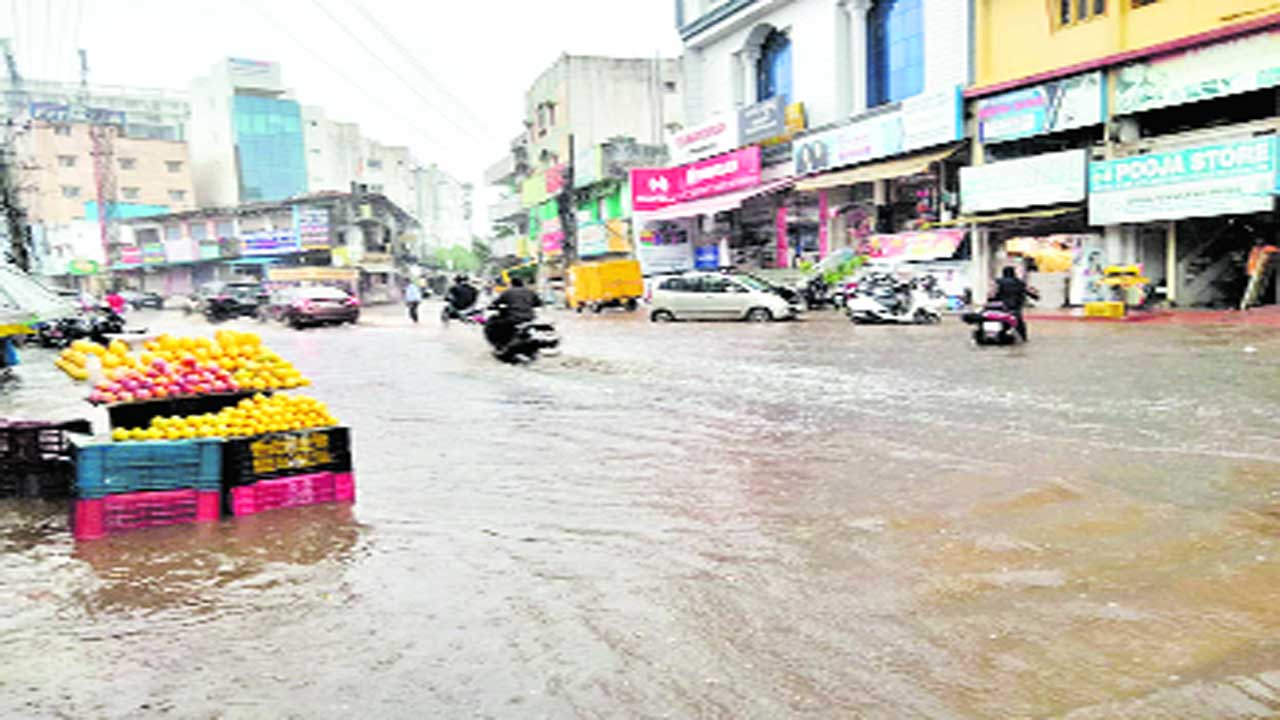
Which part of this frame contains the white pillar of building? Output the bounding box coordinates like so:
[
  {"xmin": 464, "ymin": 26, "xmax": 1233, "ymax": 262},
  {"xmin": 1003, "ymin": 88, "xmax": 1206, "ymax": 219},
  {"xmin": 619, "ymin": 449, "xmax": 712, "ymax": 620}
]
[{"xmin": 844, "ymin": 0, "xmax": 872, "ymax": 115}]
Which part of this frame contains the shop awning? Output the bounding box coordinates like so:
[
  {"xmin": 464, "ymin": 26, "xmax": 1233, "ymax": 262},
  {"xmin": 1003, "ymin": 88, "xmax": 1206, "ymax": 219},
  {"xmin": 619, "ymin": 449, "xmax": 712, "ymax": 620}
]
[
  {"xmin": 923, "ymin": 205, "xmax": 1082, "ymax": 229},
  {"xmin": 794, "ymin": 145, "xmax": 961, "ymax": 193},
  {"xmin": 634, "ymin": 177, "xmax": 794, "ymax": 222},
  {"xmin": 226, "ymin": 257, "xmax": 282, "ymax": 266},
  {"xmin": 358, "ymin": 264, "xmax": 397, "ymax": 275}
]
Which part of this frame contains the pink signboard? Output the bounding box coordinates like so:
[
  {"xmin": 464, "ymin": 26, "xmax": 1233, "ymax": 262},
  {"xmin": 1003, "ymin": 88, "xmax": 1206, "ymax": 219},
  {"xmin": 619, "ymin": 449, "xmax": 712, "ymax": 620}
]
[{"xmin": 631, "ymin": 146, "xmax": 762, "ymax": 213}]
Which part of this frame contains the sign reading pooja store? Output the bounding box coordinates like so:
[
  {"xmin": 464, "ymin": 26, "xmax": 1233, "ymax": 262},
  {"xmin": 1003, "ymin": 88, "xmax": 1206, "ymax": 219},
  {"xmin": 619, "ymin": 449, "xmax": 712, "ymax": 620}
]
[{"xmin": 1088, "ymin": 137, "xmax": 1280, "ymax": 225}]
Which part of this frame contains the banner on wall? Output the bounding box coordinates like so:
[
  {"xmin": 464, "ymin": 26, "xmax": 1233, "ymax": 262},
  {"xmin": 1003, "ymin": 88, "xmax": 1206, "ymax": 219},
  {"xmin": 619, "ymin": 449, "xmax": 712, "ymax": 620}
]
[
  {"xmin": 671, "ymin": 112, "xmax": 740, "ymax": 165},
  {"xmin": 577, "ymin": 224, "xmax": 608, "ymax": 257},
  {"xmin": 294, "ymin": 206, "xmax": 331, "ymax": 249},
  {"xmin": 862, "ymin": 230, "xmax": 965, "ymax": 262},
  {"xmin": 635, "ymin": 226, "xmax": 693, "ymax": 274},
  {"xmin": 241, "ymin": 229, "xmax": 301, "ymax": 256},
  {"xmin": 976, "ymin": 72, "xmax": 1105, "ymax": 144},
  {"xmin": 1088, "ymin": 137, "xmax": 1280, "ymax": 225},
  {"xmin": 960, "ymin": 149, "xmax": 1088, "ymax": 214},
  {"xmin": 630, "ymin": 145, "xmax": 762, "ymax": 212},
  {"xmin": 1114, "ymin": 29, "xmax": 1280, "ymax": 115}
]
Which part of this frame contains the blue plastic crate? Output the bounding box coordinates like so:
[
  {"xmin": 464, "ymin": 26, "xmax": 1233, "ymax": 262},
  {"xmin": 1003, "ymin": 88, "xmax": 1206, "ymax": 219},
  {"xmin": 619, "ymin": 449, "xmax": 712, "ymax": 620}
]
[{"xmin": 74, "ymin": 439, "xmax": 223, "ymax": 498}]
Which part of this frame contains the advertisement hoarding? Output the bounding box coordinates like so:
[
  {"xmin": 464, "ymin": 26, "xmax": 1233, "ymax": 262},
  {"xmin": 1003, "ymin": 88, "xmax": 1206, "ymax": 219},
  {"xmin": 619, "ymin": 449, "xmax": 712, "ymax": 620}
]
[
  {"xmin": 960, "ymin": 149, "xmax": 1088, "ymax": 214},
  {"xmin": 976, "ymin": 72, "xmax": 1105, "ymax": 144},
  {"xmin": 670, "ymin": 112, "xmax": 740, "ymax": 165},
  {"xmin": 794, "ymin": 86, "xmax": 962, "ymax": 175},
  {"xmin": 1114, "ymin": 29, "xmax": 1280, "ymax": 115},
  {"xmin": 630, "ymin": 146, "xmax": 762, "ymax": 212}
]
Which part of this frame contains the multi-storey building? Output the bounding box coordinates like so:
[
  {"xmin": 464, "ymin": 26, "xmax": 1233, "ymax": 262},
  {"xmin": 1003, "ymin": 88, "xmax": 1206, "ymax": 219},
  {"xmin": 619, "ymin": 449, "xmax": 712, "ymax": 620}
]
[
  {"xmin": 965, "ymin": 0, "xmax": 1280, "ymax": 308},
  {"xmin": 189, "ymin": 58, "xmax": 309, "ymax": 207}
]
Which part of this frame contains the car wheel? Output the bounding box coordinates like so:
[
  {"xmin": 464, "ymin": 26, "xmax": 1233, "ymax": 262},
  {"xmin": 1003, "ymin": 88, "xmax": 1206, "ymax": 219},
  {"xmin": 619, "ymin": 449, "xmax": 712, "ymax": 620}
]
[
  {"xmin": 625, "ymin": 299, "xmax": 639, "ymax": 312},
  {"xmin": 745, "ymin": 307, "xmax": 773, "ymax": 323},
  {"xmin": 288, "ymin": 315, "xmax": 305, "ymax": 330},
  {"xmin": 650, "ymin": 309, "xmax": 675, "ymax": 323}
]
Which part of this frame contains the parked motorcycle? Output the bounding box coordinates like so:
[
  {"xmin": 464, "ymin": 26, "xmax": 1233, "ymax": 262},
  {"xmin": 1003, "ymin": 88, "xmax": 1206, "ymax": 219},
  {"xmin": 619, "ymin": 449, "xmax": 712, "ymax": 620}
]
[
  {"xmin": 962, "ymin": 304, "xmax": 1023, "ymax": 346},
  {"xmin": 483, "ymin": 311, "xmax": 560, "ymax": 364},
  {"xmin": 846, "ymin": 275, "xmax": 946, "ymax": 325},
  {"xmin": 34, "ymin": 306, "xmax": 128, "ymax": 348}
]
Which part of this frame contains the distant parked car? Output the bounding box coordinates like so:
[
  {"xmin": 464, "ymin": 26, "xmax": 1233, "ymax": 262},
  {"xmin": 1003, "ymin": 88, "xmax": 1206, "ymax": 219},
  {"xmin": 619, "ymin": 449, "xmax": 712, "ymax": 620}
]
[
  {"xmin": 649, "ymin": 271, "xmax": 801, "ymax": 323},
  {"xmin": 196, "ymin": 281, "xmax": 268, "ymax": 322},
  {"xmin": 263, "ymin": 285, "xmax": 360, "ymax": 329},
  {"xmin": 118, "ymin": 289, "xmax": 164, "ymax": 310}
]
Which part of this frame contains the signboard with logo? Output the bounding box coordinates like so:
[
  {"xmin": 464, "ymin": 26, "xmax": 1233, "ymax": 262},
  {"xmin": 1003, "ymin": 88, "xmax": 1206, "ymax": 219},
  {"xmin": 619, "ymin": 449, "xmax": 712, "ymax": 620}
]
[
  {"xmin": 671, "ymin": 112, "xmax": 740, "ymax": 165},
  {"xmin": 29, "ymin": 102, "xmax": 126, "ymax": 127},
  {"xmin": 539, "ymin": 217, "xmax": 564, "ymax": 256},
  {"xmin": 142, "ymin": 242, "xmax": 166, "ymax": 265},
  {"xmin": 521, "ymin": 174, "xmax": 548, "ymax": 208},
  {"xmin": 636, "ymin": 228, "xmax": 694, "ymax": 274},
  {"xmin": 794, "ymin": 86, "xmax": 962, "ymax": 175},
  {"xmin": 546, "ymin": 164, "xmax": 568, "ymax": 195},
  {"xmin": 241, "ymin": 229, "xmax": 302, "ymax": 256},
  {"xmin": 117, "ymin": 247, "xmax": 143, "ymax": 266},
  {"xmin": 574, "ymin": 147, "xmax": 601, "ymax": 189},
  {"xmin": 630, "ymin": 146, "xmax": 762, "ymax": 212},
  {"xmin": 693, "ymin": 244, "xmax": 721, "ymax": 270},
  {"xmin": 976, "ymin": 72, "xmax": 1105, "ymax": 144},
  {"xmin": 164, "ymin": 237, "xmax": 198, "ymax": 263},
  {"xmin": 198, "ymin": 242, "xmax": 221, "ymax": 261},
  {"xmin": 1088, "ymin": 137, "xmax": 1280, "ymax": 225},
  {"xmin": 294, "ymin": 206, "xmax": 331, "ymax": 249},
  {"xmin": 739, "ymin": 96, "xmax": 787, "ymax": 146},
  {"xmin": 960, "ymin": 149, "xmax": 1088, "ymax": 214},
  {"xmin": 67, "ymin": 259, "xmax": 100, "ymax": 276},
  {"xmin": 1114, "ymin": 29, "xmax": 1280, "ymax": 115}
]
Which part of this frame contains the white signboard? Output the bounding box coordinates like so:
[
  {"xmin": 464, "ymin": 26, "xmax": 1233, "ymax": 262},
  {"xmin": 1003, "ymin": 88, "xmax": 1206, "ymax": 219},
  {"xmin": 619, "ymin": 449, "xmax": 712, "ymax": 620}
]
[
  {"xmin": 960, "ymin": 149, "xmax": 1088, "ymax": 214},
  {"xmin": 670, "ymin": 112, "xmax": 741, "ymax": 165},
  {"xmin": 1115, "ymin": 29, "xmax": 1280, "ymax": 115}
]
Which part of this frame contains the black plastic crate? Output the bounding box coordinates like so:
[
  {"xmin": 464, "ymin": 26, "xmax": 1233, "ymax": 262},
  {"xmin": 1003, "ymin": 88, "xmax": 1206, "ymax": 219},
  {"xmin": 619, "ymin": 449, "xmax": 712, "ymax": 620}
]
[
  {"xmin": 105, "ymin": 392, "xmax": 259, "ymax": 431},
  {"xmin": 0, "ymin": 420, "xmax": 91, "ymax": 465},
  {"xmin": 221, "ymin": 427, "xmax": 352, "ymax": 488},
  {"xmin": 0, "ymin": 460, "xmax": 75, "ymax": 498}
]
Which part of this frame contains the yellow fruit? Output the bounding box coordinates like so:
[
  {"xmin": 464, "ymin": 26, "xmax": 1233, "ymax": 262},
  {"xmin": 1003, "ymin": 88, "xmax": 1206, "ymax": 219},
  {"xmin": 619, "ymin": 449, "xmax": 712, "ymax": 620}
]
[{"xmin": 111, "ymin": 428, "xmax": 129, "ymax": 442}]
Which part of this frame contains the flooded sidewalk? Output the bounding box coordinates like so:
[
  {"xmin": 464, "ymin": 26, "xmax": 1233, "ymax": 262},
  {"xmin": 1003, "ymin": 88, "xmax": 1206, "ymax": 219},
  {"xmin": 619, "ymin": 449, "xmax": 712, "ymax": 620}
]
[{"xmin": 2, "ymin": 308, "xmax": 1278, "ymax": 718}]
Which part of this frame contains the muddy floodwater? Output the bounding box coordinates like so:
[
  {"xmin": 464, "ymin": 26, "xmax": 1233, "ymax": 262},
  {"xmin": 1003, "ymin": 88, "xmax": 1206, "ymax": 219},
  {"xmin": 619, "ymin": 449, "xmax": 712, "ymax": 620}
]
[{"xmin": 3, "ymin": 307, "xmax": 1279, "ymax": 718}]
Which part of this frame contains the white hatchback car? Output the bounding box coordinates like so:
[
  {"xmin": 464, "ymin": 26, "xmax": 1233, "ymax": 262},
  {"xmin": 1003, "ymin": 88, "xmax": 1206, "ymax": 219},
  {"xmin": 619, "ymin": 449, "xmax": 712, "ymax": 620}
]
[{"xmin": 649, "ymin": 272, "xmax": 799, "ymax": 322}]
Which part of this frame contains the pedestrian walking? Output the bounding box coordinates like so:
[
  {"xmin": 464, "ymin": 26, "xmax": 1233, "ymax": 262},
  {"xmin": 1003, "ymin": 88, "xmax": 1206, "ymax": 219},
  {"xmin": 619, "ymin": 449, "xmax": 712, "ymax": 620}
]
[{"xmin": 404, "ymin": 280, "xmax": 423, "ymax": 323}]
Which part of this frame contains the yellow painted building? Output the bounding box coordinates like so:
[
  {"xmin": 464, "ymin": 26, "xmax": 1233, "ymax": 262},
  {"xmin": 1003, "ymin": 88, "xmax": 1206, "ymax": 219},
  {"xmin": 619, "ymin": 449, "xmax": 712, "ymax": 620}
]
[{"xmin": 974, "ymin": 0, "xmax": 1280, "ymax": 91}]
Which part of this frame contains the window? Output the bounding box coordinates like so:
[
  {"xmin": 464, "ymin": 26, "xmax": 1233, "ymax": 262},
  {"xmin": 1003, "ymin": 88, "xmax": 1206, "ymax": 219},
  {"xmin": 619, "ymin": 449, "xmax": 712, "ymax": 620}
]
[
  {"xmin": 215, "ymin": 220, "xmax": 235, "ymax": 238},
  {"xmin": 165, "ymin": 160, "xmax": 183, "ymax": 173},
  {"xmin": 164, "ymin": 224, "xmax": 183, "ymax": 241},
  {"xmin": 189, "ymin": 222, "xmax": 209, "ymax": 241},
  {"xmin": 756, "ymin": 29, "xmax": 793, "ymax": 104},
  {"xmin": 660, "ymin": 277, "xmax": 689, "ymax": 292},
  {"xmin": 119, "ymin": 157, "xmax": 137, "ymax": 170},
  {"xmin": 868, "ymin": 0, "xmax": 925, "ymax": 107},
  {"xmin": 698, "ymin": 276, "xmax": 732, "ymax": 293},
  {"xmin": 57, "ymin": 155, "xmax": 77, "ymax": 168},
  {"xmin": 1058, "ymin": 0, "xmax": 1106, "ymax": 25},
  {"xmin": 1131, "ymin": 0, "xmax": 1157, "ymax": 6},
  {"xmin": 54, "ymin": 125, "xmax": 72, "ymax": 136},
  {"xmin": 664, "ymin": 81, "xmax": 678, "ymax": 93},
  {"xmin": 367, "ymin": 158, "xmax": 383, "ymax": 170},
  {"xmin": 168, "ymin": 189, "xmax": 187, "ymax": 202},
  {"xmin": 122, "ymin": 187, "xmax": 141, "ymax": 200},
  {"xmin": 61, "ymin": 186, "xmax": 81, "ymax": 199},
  {"xmin": 370, "ymin": 184, "xmax": 384, "ymax": 193}
]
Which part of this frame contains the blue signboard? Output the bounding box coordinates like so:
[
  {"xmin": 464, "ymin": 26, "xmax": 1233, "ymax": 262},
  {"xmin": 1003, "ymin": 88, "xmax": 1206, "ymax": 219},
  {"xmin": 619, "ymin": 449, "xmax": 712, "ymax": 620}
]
[
  {"xmin": 241, "ymin": 229, "xmax": 301, "ymax": 256},
  {"xmin": 694, "ymin": 244, "xmax": 720, "ymax": 270}
]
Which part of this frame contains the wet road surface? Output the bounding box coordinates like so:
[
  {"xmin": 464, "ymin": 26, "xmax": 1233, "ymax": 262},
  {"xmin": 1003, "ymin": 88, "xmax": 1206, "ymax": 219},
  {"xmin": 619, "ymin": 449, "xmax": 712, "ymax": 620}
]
[{"xmin": 2, "ymin": 304, "xmax": 1279, "ymax": 718}]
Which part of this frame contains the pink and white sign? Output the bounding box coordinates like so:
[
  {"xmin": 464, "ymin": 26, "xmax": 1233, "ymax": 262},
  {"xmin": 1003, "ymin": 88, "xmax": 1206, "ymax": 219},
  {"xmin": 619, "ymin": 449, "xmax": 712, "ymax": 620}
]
[
  {"xmin": 630, "ymin": 146, "xmax": 762, "ymax": 213},
  {"xmin": 670, "ymin": 112, "xmax": 740, "ymax": 165}
]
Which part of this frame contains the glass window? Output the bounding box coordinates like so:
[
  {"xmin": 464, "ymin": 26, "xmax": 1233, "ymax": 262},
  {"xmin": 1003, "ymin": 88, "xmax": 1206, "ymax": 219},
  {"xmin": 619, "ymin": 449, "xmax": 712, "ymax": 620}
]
[
  {"xmin": 54, "ymin": 125, "xmax": 72, "ymax": 136},
  {"xmin": 215, "ymin": 220, "xmax": 236, "ymax": 238},
  {"xmin": 756, "ymin": 29, "xmax": 793, "ymax": 104},
  {"xmin": 699, "ymin": 276, "xmax": 731, "ymax": 293},
  {"xmin": 367, "ymin": 159, "xmax": 383, "ymax": 170},
  {"xmin": 122, "ymin": 187, "xmax": 141, "ymax": 200},
  {"xmin": 166, "ymin": 161, "xmax": 183, "ymax": 173},
  {"xmin": 164, "ymin": 224, "xmax": 182, "ymax": 241},
  {"xmin": 119, "ymin": 157, "xmax": 137, "ymax": 170},
  {"xmin": 57, "ymin": 155, "xmax": 77, "ymax": 168},
  {"xmin": 61, "ymin": 186, "xmax": 81, "ymax": 199},
  {"xmin": 189, "ymin": 222, "xmax": 209, "ymax": 241},
  {"xmin": 169, "ymin": 190, "xmax": 187, "ymax": 202},
  {"xmin": 868, "ymin": 0, "xmax": 925, "ymax": 107},
  {"xmin": 660, "ymin": 277, "xmax": 688, "ymax": 292}
]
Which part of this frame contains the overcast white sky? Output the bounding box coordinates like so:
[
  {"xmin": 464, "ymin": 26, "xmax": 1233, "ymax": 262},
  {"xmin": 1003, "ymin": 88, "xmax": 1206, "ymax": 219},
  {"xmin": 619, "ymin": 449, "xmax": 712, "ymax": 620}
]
[{"xmin": 3, "ymin": 0, "xmax": 682, "ymax": 202}]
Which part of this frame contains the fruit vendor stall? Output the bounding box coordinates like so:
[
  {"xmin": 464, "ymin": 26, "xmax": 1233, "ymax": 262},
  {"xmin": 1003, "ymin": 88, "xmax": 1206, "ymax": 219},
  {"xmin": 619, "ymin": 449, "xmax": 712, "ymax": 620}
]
[{"xmin": 50, "ymin": 329, "xmax": 356, "ymax": 541}]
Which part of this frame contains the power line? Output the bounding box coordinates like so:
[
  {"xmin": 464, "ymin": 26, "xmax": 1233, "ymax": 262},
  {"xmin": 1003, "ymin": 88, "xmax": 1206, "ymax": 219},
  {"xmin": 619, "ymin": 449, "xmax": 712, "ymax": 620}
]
[
  {"xmin": 236, "ymin": 0, "xmax": 449, "ymax": 154},
  {"xmin": 339, "ymin": 0, "xmax": 489, "ymax": 134},
  {"xmin": 302, "ymin": 0, "xmax": 484, "ymax": 143}
]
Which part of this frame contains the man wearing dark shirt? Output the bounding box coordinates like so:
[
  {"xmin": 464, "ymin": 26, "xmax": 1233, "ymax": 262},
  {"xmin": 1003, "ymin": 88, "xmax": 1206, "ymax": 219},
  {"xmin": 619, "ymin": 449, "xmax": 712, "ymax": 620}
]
[
  {"xmin": 485, "ymin": 278, "xmax": 543, "ymax": 351},
  {"xmin": 991, "ymin": 267, "xmax": 1036, "ymax": 341}
]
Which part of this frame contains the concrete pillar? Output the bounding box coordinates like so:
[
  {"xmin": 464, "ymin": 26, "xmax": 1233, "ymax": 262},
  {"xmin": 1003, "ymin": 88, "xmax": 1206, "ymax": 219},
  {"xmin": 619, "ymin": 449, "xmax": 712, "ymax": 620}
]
[
  {"xmin": 818, "ymin": 190, "xmax": 830, "ymax": 258},
  {"xmin": 1165, "ymin": 221, "xmax": 1178, "ymax": 305},
  {"xmin": 971, "ymin": 226, "xmax": 989, "ymax": 303},
  {"xmin": 847, "ymin": 0, "xmax": 872, "ymax": 114},
  {"xmin": 835, "ymin": 1, "xmax": 853, "ymax": 116},
  {"xmin": 775, "ymin": 206, "xmax": 790, "ymax": 268}
]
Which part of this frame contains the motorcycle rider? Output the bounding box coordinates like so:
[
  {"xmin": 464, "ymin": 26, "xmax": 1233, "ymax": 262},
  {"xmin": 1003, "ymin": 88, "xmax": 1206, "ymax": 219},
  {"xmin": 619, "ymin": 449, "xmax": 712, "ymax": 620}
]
[
  {"xmin": 991, "ymin": 267, "xmax": 1037, "ymax": 341},
  {"xmin": 445, "ymin": 275, "xmax": 480, "ymax": 317},
  {"xmin": 485, "ymin": 277, "xmax": 542, "ymax": 352}
]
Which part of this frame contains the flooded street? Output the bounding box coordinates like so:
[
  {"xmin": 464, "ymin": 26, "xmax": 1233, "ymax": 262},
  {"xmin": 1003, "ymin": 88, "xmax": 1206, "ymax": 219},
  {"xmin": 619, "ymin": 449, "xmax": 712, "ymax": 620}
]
[{"xmin": 3, "ymin": 306, "xmax": 1280, "ymax": 718}]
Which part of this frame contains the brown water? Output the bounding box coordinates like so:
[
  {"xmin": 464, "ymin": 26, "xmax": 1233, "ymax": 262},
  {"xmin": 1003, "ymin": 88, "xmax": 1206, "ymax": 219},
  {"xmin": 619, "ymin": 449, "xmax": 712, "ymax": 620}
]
[{"xmin": 2, "ymin": 307, "xmax": 1278, "ymax": 718}]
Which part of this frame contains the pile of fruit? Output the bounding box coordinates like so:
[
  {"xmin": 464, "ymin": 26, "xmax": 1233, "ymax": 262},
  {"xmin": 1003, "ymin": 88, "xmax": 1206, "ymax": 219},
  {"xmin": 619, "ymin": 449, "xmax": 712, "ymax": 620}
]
[
  {"xmin": 54, "ymin": 331, "xmax": 310, "ymax": 404},
  {"xmin": 110, "ymin": 394, "xmax": 339, "ymax": 442}
]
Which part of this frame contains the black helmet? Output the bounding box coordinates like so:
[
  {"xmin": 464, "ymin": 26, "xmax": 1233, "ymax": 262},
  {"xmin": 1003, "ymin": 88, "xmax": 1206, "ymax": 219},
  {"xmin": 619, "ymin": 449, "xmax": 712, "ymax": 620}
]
[{"xmin": 454, "ymin": 274, "xmax": 468, "ymax": 284}]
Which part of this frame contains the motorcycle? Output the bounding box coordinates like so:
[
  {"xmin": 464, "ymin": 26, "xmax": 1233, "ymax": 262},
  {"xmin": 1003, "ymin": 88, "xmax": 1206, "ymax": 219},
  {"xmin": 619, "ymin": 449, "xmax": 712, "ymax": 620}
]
[
  {"xmin": 483, "ymin": 310, "xmax": 560, "ymax": 364},
  {"xmin": 962, "ymin": 304, "xmax": 1023, "ymax": 346},
  {"xmin": 34, "ymin": 306, "xmax": 128, "ymax": 348},
  {"xmin": 441, "ymin": 303, "xmax": 486, "ymax": 326},
  {"xmin": 846, "ymin": 275, "xmax": 946, "ymax": 325}
]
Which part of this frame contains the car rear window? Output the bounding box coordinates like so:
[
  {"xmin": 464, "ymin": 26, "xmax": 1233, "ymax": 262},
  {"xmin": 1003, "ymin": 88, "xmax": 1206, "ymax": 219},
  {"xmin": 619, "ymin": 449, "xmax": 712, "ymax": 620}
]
[{"xmin": 659, "ymin": 278, "xmax": 688, "ymax": 292}]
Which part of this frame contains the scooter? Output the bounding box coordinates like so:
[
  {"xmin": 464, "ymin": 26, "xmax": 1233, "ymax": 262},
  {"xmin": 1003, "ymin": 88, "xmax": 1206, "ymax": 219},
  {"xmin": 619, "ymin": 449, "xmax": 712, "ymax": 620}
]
[
  {"xmin": 962, "ymin": 304, "xmax": 1022, "ymax": 346},
  {"xmin": 483, "ymin": 310, "xmax": 560, "ymax": 364},
  {"xmin": 846, "ymin": 276, "xmax": 946, "ymax": 325},
  {"xmin": 441, "ymin": 303, "xmax": 486, "ymax": 326}
]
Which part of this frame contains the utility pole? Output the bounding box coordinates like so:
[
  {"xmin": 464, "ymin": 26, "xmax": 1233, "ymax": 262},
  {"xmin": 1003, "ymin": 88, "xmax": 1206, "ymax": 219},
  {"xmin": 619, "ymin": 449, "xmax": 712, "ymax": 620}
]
[
  {"xmin": 81, "ymin": 49, "xmax": 119, "ymax": 287},
  {"xmin": 1, "ymin": 39, "xmax": 30, "ymax": 270}
]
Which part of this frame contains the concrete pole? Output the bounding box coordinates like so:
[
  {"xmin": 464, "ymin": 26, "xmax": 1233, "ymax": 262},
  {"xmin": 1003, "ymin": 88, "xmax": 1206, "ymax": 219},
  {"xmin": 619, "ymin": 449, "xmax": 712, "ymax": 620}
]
[{"xmin": 1165, "ymin": 220, "xmax": 1177, "ymax": 305}]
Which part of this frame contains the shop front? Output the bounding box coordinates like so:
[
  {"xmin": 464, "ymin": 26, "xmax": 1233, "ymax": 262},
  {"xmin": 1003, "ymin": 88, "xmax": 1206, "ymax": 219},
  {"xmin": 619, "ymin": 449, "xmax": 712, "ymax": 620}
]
[
  {"xmin": 959, "ymin": 148, "xmax": 1094, "ymax": 307},
  {"xmin": 1089, "ymin": 136, "xmax": 1280, "ymax": 308},
  {"xmin": 791, "ymin": 86, "xmax": 967, "ymax": 277},
  {"xmin": 631, "ymin": 145, "xmax": 794, "ymax": 275}
]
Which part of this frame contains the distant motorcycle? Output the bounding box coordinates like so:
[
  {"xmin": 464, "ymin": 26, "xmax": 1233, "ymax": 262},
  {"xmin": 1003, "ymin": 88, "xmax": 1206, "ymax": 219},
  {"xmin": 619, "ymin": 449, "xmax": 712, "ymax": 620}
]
[
  {"xmin": 34, "ymin": 306, "xmax": 127, "ymax": 348},
  {"xmin": 846, "ymin": 275, "xmax": 946, "ymax": 325}
]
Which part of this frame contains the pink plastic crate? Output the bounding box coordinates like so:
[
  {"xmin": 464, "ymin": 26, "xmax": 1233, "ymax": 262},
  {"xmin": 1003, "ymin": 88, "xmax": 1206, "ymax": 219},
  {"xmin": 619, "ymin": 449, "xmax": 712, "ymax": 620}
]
[
  {"xmin": 229, "ymin": 471, "xmax": 355, "ymax": 518},
  {"xmin": 73, "ymin": 488, "xmax": 220, "ymax": 541}
]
